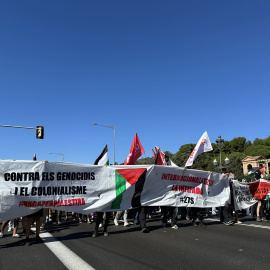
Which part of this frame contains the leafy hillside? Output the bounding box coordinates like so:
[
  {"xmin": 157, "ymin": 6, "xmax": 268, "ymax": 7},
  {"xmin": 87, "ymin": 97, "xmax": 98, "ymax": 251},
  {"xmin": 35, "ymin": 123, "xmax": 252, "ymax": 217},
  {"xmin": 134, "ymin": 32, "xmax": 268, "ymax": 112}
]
[{"xmin": 136, "ymin": 136, "xmax": 270, "ymax": 180}]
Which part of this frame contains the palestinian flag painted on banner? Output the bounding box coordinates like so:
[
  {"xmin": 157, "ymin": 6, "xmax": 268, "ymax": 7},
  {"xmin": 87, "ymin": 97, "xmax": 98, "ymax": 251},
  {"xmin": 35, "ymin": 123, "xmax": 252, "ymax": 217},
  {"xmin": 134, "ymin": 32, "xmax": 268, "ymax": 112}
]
[
  {"xmin": 111, "ymin": 168, "xmax": 147, "ymax": 209},
  {"xmin": 94, "ymin": 145, "xmax": 109, "ymax": 166}
]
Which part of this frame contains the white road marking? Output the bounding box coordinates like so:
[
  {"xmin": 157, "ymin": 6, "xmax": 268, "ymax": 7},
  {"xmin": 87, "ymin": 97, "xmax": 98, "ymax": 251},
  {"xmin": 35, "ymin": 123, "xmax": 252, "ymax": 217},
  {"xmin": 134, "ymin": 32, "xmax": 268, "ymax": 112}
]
[
  {"xmin": 33, "ymin": 218, "xmax": 269, "ymax": 270},
  {"xmin": 36, "ymin": 229, "xmax": 95, "ymax": 270},
  {"xmin": 207, "ymin": 218, "xmax": 270, "ymax": 229},
  {"xmin": 236, "ymin": 223, "xmax": 270, "ymax": 229}
]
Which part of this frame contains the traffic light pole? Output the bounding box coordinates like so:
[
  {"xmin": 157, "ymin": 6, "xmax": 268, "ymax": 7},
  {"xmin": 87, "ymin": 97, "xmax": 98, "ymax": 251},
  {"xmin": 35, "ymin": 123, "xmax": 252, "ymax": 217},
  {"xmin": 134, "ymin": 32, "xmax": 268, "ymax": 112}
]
[
  {"xmin": 0, "ymin": 124, "xmax": 37, "ymax": 130},
  {"xmin": 0, "ymin": 124, "xmax": 44, "ymax": 139}
]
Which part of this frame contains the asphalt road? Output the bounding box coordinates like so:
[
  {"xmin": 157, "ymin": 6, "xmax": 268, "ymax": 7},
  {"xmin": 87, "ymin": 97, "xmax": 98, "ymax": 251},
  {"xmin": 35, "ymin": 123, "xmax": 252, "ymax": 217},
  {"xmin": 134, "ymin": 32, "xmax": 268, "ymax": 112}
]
[{"xmin": 1, "ymin": 213, "xmax": 269, "ymax": 270}]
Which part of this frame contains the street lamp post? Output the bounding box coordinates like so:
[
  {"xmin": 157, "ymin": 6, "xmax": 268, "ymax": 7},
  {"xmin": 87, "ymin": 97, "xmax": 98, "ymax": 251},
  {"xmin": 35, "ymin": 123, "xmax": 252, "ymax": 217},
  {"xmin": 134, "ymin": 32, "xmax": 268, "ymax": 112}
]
[
  {"xmin": 213, "ymin": 156, "xmax": 230, "ymax": 172},
  {"xmin": 213, "ymin": 135, "xmax": 230, "ymax": 172},
  {"xmin": 93, "ymin": 123, "xmax": 115, "ymax": 165},
  {"xmin": 216, "ymin": 135, "xmax": 224, "ymax": 171},
  {"xmin": 224, "ymin": 157, "xmax": 230, "ymax": 166},
  {"xmin": 49, "ymin": 152, "xmax": 64, "ymax": 162}
]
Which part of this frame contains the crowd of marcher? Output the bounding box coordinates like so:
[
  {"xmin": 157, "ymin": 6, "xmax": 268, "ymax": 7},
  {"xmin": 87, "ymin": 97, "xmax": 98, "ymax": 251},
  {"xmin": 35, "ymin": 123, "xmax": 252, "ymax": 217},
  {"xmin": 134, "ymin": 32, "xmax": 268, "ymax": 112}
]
[
  {"xmin": 1, "ymin": 197, "xmax": 269, "ymax": 245},
  {"xmin": 1, "ymin": 168, "xmax": 269, "ymax": 245}
]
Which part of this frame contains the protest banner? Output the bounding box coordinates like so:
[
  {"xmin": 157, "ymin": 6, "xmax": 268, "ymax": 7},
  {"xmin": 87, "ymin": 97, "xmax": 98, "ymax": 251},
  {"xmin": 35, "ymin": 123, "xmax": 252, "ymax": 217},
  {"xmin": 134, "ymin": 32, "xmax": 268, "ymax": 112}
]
[
  {"xmin": 1, "ymin": 160, "xmax": 230, "ymax": 221},
  {"xmin": 232, "ymin": 179, "xmax": 270, "ymax": 211}
]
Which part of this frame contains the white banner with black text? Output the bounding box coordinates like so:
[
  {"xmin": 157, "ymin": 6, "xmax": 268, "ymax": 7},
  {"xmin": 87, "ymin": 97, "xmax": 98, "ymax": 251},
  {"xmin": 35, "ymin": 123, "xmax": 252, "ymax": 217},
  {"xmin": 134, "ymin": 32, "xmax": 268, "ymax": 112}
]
[{"xmin": 0, "ymin": 160, "xmax": 230, "ymax": 221}]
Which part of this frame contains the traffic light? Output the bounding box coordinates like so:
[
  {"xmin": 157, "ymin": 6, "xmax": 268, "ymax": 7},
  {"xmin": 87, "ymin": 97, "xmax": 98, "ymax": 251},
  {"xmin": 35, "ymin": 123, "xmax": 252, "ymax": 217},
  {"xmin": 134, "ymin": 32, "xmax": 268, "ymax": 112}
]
[{"xmin": 36, "ymin": 126, "xmax": 44, "ymax": 139}]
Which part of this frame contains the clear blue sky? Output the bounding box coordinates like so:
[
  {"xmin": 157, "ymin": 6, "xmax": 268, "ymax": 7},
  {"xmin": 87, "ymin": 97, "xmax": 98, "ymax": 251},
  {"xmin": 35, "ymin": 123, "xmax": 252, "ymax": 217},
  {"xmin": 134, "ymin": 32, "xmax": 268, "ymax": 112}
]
[{"xmin": 1, "ymin": 0, "xmax": 269, "ymax": 164}]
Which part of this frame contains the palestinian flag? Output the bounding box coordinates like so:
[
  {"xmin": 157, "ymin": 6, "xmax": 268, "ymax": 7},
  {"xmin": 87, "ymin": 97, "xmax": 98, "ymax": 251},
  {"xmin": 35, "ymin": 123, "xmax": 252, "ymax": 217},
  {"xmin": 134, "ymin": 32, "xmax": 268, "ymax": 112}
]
[
  {"xmin": 111, "ymin": 168, "xmax": 147, "ymax": 209},
  {"xmin": 94, "ymin": 145, "xmax": 109, "ymax": 166},
  {"xmin": 248, "ymin": 167, "xmax": 264, "ymax": 177}
]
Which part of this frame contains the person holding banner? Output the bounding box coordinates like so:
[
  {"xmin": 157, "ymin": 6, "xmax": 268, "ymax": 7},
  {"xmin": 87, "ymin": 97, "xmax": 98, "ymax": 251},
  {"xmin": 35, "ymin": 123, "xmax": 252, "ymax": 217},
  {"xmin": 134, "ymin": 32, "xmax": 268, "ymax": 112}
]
[
  {"xmin": 114, "ymin": 210, "xmax": 130, "ymax": 227},
  {"xmin": 190, "ymin": 207, "xmax": 206, "ymax": 227},
  {"xmin": 256, "ymin": 201, "xmax": 268, "ymax": 222},
  {"xmin": 161, "ymin": 206, "xmax": 179, "ymax": 229},
  {"xmin": 222, "ymin": 172, "xmax": 235, "ymax": 226},
  {"xmin": 124, "ymin": 133, "xmax": 149, "ymax": 232},
  {"xmin": 0, "ymin": 218, "xmax": 20, "ymax": 238},
  {"xmin": 138, "ymin": 206, "xmax": 150, "ymax": 233},
  {"xmin": 254, "ymin": 168, "xmax": 268, "ymax": 222},
  {"xmin": 24, "ymin": 209, "xmax": 44, "ymax": 245},
  {"xmin": 92, "ymin": 212, "xmax": 110, "ymax": 237}
]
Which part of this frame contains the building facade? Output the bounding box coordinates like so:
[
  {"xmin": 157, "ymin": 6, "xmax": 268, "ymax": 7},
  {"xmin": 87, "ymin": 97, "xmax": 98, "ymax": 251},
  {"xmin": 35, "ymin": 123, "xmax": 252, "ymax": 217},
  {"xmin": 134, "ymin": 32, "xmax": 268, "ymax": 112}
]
[{"xmin": 242, "ymin": 156, "xmax": 270, "ymax": 175}]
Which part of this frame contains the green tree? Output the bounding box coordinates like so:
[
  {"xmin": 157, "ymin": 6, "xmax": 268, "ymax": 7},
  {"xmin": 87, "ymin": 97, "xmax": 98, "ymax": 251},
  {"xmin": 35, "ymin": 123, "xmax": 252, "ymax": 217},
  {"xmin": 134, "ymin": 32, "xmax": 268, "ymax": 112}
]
[
  {"xmin": 144, "ymin": 135, "xmax": 270, "ymax": 178},
  {"xmin": 212, "ymin": 143, "xmax": 219, "ymax": 155},
  {"xmin": 163, "ymin": 151, "xmax": 173, "ymax": 158},
  {"xmin": 253, "ymin": 138, "xmax": 265, "ymax": 146},
  {"xmin": 244, "ymin": 140, "xmax": 252, "ymax": 149},
  {"xmin": 263, "ymin": 136, "xmax": 270, "ymax": 146},
  {"xmin": 192, "ymin": 152, "xmax": 215, "ymax": 171},
  {"xmin": 226, "ymin": 153, "xmax": 244, "ymax": 179},
  {"xmin": 174, "ymin": 144, "xmax": 195, "ymax": 167},
  {"xmin": 222, "ymin": 141, "xmax": 231, "ymax": 154},
  {"xmin": 230, "ymin": 137, "xmax": 246, "ymax": 152},
  {"xmin": 244, "ymin": 145, "xmax": 270, "ymax": 158}
]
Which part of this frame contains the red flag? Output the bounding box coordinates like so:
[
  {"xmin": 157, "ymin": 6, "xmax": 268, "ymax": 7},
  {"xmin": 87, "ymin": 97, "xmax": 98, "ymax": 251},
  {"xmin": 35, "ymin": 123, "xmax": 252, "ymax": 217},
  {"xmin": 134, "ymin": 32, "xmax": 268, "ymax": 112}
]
[
  {"xmin": 124, "ymin": 133, "xmax": 145, "ymax": 165},
  {"xmin": 154, "ymin": 146, "xmax": 178, "ymax": 166},
  {"xmin": 259, "ymin": 167, "xmax": 265, "ymax": 175},
  {"xmin": 152, "ymin": 149, "xmax": 156, "ymax": 159},
  {"xmin": 154, "ymin": 146, "xmax": 166, "ymax": 165},
  {"xmin": 154, "ymin": 150, "xmax": 164, "ymax": 165}
]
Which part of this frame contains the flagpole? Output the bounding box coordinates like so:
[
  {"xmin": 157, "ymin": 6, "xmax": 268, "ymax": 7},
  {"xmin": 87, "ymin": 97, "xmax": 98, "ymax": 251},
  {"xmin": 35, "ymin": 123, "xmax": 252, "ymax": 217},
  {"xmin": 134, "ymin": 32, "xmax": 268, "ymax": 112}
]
[
  {"xmin": 114, "ymin": 126, "xmax": 115, "ymax": 165},
  {"xmin": 93, "ymin": 123, "xmax": 116, "ymax": 165}
]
